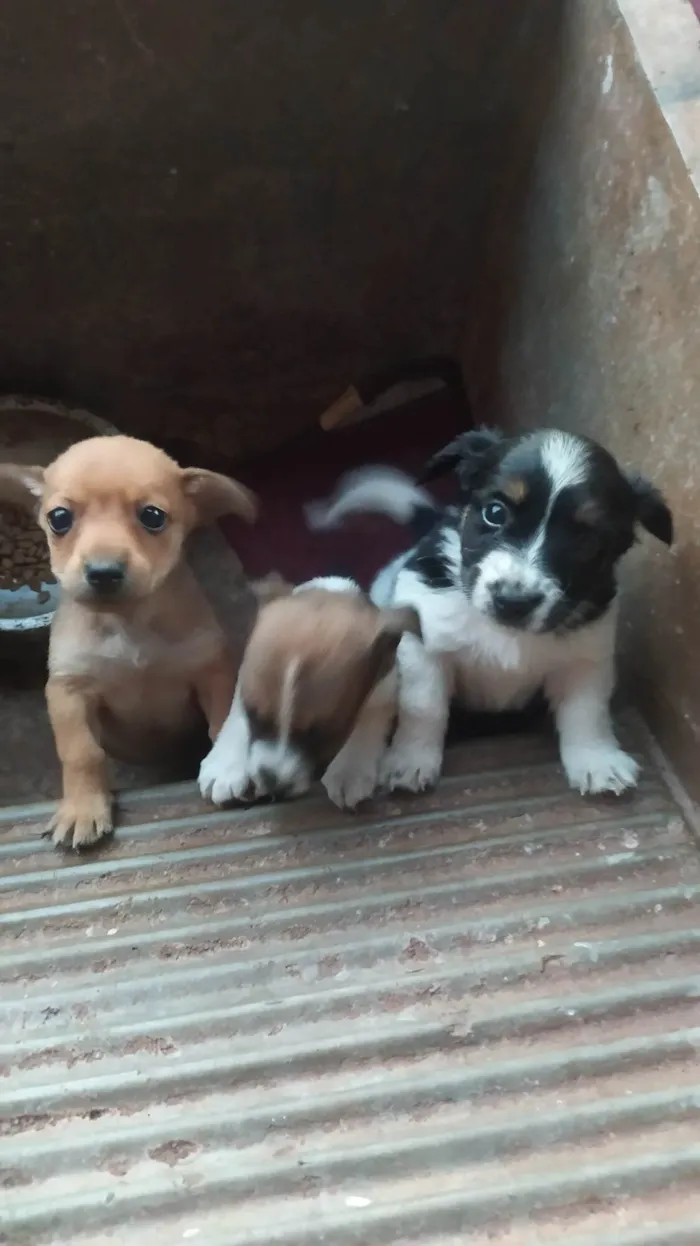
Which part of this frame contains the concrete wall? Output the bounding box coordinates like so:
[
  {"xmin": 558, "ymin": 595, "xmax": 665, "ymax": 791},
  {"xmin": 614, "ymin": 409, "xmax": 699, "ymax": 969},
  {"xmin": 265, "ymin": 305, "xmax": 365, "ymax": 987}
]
[
  {"xmin": 470, "ymin": 0, "xmax": 700, "ymax": 797},
  {"xmin": 0, "ymin": 0, "xmax": 557, "ymax": 459}
]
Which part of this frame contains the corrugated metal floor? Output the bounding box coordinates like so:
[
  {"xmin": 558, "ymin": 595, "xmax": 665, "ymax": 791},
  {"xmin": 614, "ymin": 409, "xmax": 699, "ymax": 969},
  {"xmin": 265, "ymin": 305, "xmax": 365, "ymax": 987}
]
[{"xmin": 3, "ymin": 722, "xmax": 700, "ymax": 1244}]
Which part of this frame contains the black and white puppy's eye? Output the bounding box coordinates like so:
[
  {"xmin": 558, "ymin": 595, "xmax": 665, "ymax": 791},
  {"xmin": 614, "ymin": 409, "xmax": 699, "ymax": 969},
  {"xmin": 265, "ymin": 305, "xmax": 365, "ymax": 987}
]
[
  {"xmin": 46, "ymin": 506, "xmax": 74, "ymax": 536},
  {"xmin": 138, "ymin": 505, "xmax": 168, "ymax": 533},
  {"xmin": 481, "ymin": 500, "xmax": 510, "ymax": 529}
]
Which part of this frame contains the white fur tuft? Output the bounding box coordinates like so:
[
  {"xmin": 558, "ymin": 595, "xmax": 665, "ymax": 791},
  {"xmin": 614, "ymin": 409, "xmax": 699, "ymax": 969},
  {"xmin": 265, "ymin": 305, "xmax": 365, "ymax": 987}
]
[
  {"xmin": 305, "ymin": 467, "xmax": 433, "ymax": 530},
  {"xmin": 294, "ymin": 576, "xmax": 361, "ymax": 596},
  {"xmin": 539, "ymin": 431, "xmax": 589, "ymax": 494}
]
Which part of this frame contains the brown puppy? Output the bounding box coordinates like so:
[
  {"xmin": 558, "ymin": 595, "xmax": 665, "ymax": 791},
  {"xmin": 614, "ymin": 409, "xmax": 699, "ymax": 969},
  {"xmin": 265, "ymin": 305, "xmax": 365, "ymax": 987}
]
[
  {"xmin": 199, "ymin": 575, "xmax": 421, "ymax": 810},
  {"xmin": 3, "ymin": 435, "xmax": 257, "ymax": 848}
]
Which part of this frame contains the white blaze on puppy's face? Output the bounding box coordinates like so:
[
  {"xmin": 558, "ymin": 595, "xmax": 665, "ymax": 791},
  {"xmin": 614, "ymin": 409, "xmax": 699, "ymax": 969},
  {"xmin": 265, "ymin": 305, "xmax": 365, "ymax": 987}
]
[
  {"xmin": 244, "ymin": 655, "xmax": 311, "ymax": 800},
  {"xmin": 539, "ymin": 430, "xmax": 590, "ymax": 496}
]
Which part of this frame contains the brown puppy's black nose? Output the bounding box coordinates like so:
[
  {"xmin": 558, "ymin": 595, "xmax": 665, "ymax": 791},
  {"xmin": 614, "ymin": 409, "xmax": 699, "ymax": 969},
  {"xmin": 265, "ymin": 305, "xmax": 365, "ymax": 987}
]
[{"xmin": 84, "ymin": 560, "xmax": 127, "ymax": 592}]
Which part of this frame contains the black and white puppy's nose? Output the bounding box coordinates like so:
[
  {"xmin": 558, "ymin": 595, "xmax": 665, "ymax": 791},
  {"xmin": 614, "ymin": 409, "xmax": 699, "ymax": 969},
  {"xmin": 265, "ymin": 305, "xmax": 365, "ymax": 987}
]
[
  {"xmin": 84, "ymin": 560, "xmax": 127, "ymax": 592},
  {"xmin": 491, "ymin": 584, "xmax": 544, "ymax": 626}
]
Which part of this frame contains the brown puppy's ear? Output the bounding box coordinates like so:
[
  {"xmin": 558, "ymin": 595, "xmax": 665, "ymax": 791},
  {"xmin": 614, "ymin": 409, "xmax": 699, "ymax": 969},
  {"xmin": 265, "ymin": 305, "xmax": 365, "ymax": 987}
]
[
  {"xmin": 368, "ymin": 605, "xmax": 423, "ymax": 685},
  {"xmin": 181, "ymin": 468, "xmax": 258, "ymax": 526},
  {"xmin": 0, "ymin": 464, "xmax": 45, "ymax": 512}
]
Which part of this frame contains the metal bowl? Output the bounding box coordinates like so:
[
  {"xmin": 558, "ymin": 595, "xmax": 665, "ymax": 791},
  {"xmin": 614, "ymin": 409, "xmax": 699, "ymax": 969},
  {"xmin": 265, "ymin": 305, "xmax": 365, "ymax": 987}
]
[{"xmin": 0, "ymin": 397, "xmax": 118, "ymax": 640}]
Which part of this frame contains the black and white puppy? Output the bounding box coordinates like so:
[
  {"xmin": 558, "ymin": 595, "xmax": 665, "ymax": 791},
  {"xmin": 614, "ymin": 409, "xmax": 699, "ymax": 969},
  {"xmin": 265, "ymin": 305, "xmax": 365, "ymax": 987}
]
[{"xmin": 306, "ymin": 427, "xmax": 673, "ymax": 798}]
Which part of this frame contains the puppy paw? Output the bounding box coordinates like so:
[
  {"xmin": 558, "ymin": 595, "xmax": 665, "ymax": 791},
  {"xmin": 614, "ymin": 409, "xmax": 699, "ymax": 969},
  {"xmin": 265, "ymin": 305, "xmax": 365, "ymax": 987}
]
[
  {"xmin": 198, "ymin": 747, "xmax": 252, "ymax": 805},
  {"xmin": 48, "ymin": 794, "xmax": 113, "ymax": 850},
  {"xmin": 380, "ymin": 742, "xmax": 443, "ymax": 793},
  {"xmin": 561, "ymin": 743, "xmax": 640, "ymax": 796},
  {"xmin": 322, "ymin": 756, "xmax": 380, "ymax": 810}
]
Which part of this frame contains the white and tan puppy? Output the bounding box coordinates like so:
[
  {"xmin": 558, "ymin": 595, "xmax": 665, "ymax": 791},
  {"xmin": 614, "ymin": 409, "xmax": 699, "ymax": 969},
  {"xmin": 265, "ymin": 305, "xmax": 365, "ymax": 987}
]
[{"xmin": 198, "ymin": 576, "xmax": 421, "ymax": 810}]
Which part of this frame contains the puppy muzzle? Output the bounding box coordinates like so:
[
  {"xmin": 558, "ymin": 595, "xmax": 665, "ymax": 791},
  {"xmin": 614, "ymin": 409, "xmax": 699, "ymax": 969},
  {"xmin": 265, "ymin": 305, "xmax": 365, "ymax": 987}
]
[
  {"xmin": 489, "ymin": 583, "xmax": 545, "ymax": 628},
  {"xmin": 467, "ymin": 550, "xmax": 561, "ymax": 633},
  {"xmin": 84, "ymin": 559, "xmax": 128, "ymax": 596}
]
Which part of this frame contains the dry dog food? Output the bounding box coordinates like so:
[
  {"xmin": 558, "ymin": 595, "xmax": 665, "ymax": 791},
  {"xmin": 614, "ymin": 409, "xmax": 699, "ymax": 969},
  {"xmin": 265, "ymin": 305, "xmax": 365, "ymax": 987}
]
[{"xmin": 0, "ymin": 503, "xmax": 54, "ymax": 599}]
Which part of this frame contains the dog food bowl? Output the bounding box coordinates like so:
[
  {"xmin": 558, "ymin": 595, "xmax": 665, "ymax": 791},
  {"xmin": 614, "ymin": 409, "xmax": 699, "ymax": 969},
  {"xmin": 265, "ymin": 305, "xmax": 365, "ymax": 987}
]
[{"xmin": 0, "ymin": 397, "xmax": 117, "ymax": 641}]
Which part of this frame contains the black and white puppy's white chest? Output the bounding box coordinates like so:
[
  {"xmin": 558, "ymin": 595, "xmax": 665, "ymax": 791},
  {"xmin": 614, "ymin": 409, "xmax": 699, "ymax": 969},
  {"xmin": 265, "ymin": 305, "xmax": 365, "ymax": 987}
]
[{"xmin": 378, "ymin": 529, "xmax": 618, "ymax": 716}]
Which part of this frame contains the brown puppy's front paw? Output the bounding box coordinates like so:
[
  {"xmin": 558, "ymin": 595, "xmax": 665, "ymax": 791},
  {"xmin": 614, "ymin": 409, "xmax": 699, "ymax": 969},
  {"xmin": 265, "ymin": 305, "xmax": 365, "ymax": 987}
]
[{"xmin": 47, "ymin": 794, "xmax": 114, "ymax": 850}]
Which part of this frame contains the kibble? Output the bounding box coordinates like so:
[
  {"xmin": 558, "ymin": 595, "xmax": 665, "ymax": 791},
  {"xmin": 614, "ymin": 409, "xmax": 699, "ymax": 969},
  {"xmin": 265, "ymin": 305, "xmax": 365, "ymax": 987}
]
[{"xmin": 0, "ymin": 503, "xmax": 55, "ymax": 594}]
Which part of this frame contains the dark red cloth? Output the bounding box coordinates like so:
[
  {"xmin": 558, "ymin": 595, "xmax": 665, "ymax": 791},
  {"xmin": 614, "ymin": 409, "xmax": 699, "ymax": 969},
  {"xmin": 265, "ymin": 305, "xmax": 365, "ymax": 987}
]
[{"xmin": 219, "ymin": 390, "xmax": 469, "ymax": 589}]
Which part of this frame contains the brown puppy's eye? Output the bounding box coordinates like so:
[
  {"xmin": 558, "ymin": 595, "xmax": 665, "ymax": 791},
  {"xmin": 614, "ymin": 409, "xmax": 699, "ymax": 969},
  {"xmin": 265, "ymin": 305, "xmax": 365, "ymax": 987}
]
[
  {"xmin": 46, "ymin": 506, "xmax": 74, "ymax": 536},
  {"xmin": 138, "ymin": 505, "xmax": 168, "ymax": 533}
]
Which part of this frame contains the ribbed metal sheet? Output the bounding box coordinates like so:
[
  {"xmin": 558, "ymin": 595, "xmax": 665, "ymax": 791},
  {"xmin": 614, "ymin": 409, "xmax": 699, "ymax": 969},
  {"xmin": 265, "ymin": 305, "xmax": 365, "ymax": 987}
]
[{"xmin": 2, "ymin": 724, "xmax": 700, "ymax": 1244}]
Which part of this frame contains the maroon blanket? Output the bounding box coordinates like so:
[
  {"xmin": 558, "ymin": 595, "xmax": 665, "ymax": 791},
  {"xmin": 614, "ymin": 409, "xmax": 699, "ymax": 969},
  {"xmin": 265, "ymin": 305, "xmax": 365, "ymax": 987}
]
[{"xmin": 219, "ymin": 390, "xmax": 468, "ymax": 589}]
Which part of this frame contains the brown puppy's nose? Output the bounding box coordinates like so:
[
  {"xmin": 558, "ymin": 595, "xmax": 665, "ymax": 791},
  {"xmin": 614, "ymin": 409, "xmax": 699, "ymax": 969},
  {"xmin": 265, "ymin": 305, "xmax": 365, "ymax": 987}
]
[{"xmin": 84, "ymin": 560, "xmax": 127, "ymax": 592}]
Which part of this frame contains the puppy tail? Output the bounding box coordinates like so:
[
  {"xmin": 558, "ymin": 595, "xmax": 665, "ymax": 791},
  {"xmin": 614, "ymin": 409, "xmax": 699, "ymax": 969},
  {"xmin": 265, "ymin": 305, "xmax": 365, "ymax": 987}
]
[{"xmin": 305, "ymin": 467, "xmax": 437, "ymax": 537}]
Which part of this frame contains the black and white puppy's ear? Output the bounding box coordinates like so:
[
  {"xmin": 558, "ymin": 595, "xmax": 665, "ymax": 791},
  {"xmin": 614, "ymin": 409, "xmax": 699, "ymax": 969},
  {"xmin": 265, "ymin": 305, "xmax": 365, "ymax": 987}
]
[
  {"xmin": 627, "ymin": 472, "xmax": 674, "ymax": 546},
  {"xmin": 419, "ymin": 427, "xmax": 504, "ymax": 494}
]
